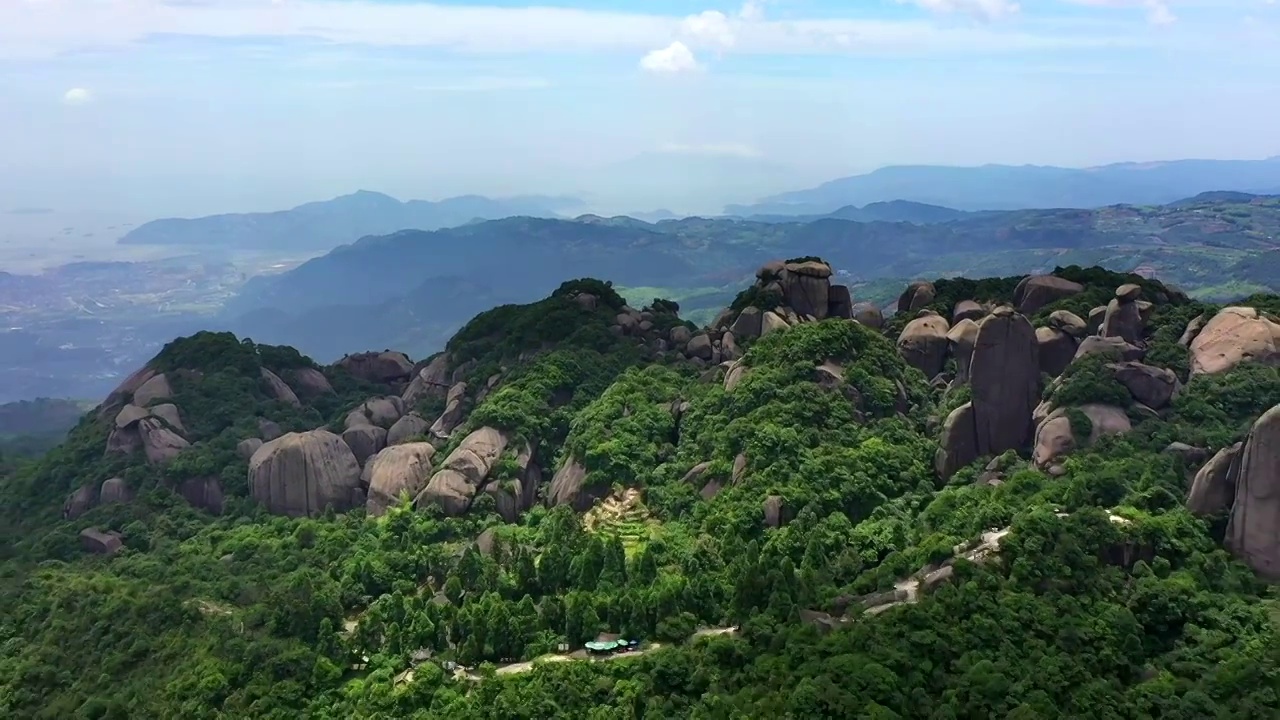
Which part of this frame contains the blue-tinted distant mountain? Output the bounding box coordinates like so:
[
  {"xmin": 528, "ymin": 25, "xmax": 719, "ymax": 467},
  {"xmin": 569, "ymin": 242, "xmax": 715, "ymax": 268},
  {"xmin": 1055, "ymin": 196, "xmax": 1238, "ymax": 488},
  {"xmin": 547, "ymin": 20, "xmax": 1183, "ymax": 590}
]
[
  {"xmin": 743, "ymin": 200, "xmax": 976, "ymax": 225},
  {"xmin": 117, "ymin": 190, "xmax": 584, "ymax": 251},
  {"xmin": 5, "ymin": 207, "xmax": 55, "ymax": 215},
  {"xmin": 727, "ymin": 156, "xmax": 1280, "ymax": 215}
]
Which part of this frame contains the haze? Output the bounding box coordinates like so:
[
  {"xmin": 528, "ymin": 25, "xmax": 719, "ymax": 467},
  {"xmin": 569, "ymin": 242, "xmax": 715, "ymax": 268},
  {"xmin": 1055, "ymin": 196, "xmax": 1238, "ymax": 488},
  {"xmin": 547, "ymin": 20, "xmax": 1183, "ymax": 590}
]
[{"xmin": 2, "ymin": 0, "xmax": 1279, "ymax": 221}]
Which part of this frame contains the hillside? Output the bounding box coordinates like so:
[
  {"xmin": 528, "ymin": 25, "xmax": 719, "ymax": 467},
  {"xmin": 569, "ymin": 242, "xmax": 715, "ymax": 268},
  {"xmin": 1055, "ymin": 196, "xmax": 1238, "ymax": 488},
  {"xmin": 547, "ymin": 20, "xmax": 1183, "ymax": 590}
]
[
  {"xmin": 116, "ymin": 191, "xmax": 582, "ymax": 251},
  {"xmin": 1, "ymin": 261, "xmax": 1278, "ymax": 717},
  {"xmin": 728, "ymin": 156, "xmax": 1280, "ymax": 214},
  {"xmin": 221, "ymin": 194, "xmax": 1280, "ymax": 362},
  {"xmin": 0, "ymin": 397, "xmax": 93, "ymax": 458}
]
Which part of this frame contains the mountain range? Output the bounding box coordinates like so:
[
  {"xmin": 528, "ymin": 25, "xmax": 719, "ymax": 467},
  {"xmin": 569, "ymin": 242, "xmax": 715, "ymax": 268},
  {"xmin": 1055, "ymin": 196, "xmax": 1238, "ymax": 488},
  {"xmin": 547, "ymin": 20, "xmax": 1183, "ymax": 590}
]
[
  {"xmin": 116, "ymin": 190, "xmax": 584, "ymax": 251},
  {"xmin": 220, "ymin": 192, "xmax": 1280, "ymax": 363},
  {"xmin": 727, "ymin": 156, "xmax": 1280, "ymax": 215}
]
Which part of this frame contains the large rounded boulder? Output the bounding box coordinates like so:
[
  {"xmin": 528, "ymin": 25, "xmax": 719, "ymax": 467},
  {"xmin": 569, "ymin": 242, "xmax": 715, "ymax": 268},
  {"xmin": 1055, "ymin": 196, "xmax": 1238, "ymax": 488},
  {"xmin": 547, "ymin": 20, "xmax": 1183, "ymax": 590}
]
[
  {"xmin": 1189, "ymin": 307, "xmax": 1280, "ymax": 376},
  {"xmin": 363, "ymin": 443, "xmax": 437, "ymax": 516},
  {"xmin": 249, "ymin": 430, "xmax": 362, "ymax": 517},
  {"xmin": 1225, "ymin": 404, "xmax": 1280, "ymax": 580}
]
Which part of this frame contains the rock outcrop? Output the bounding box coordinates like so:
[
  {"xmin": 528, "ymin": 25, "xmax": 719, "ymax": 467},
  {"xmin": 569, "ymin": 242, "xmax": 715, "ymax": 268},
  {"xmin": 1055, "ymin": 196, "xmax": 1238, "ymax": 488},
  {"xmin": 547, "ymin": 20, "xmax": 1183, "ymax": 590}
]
[
  {"xmin": 1186, "ymin": 443, "xmax": 1242, "ymax": 516},
  {"xmin": 387, "ymin": 413, "xmax": 431, "ymax": 446},
  {"xmin": 99, "ymin": 477, "xmax": 134, "ymax": 505},
  {"xmin": 935, "ymin": 403, "xmax": 977, "ymax": 479},
  {"xmin": 237, "ymin": 437, "xmax": 264, "ymax": 460},
  {"xmin": 1014, "ymin": 275, "xmax": 1084, "ymax": 316},
  {"xmin": 1075, "ymin": 336, "xmax": 1143, "ymax": 363},
  {"xmin": 138, "ymin": 418, "xmax": 189, "ymax": 464},
  {"xmin": 363, "ymin": 443, "xmax": 437, "ymax": 515},
  {"xmin": 1036, "ymin": 326, "xmax": 1077, "ymax": 378},
  {"xmin": 337, "ymin": 351, "xmax": 415, "ymax": 385},
  {"xmin": 289, "ymin": 367, "xmax": 334, "ymax": 397},
  {"xmin": 1225, "ymin": 404, "xmax": 1280, "ymax": 580},
  {"xmin": 80, "ymin": 528, "xmax": 123, "ymax": 555},
  {"xmin": 260, "ymin": 368, "xmax": 301, "ymax": 406},
  {"xmin": 947, "ymin": 319, "xmax": 979, "ymax": 384},
  {"xmin": 1107, "ymin": 361, "xmax": 1180, "ymax": 410},
  {"xmin": 248, "ymin": 430, "xmax": 362, "ymax": 517},
  {"xmin": 415, "ymin": 427, "xmax": 509, "ymax": 516},
  {"xmin": 897, "ymin": 314, "xmax": 951, "ymax": 379},
  {"xmin": 1100, "ymin": 284, "xmax": 1144, "ymax": 344},
  {"xmin": 342, "ymin": 425, "xmax": 387, "ymax": 467},
  {"xmin": 63, "ymin": 484, "xmax": 98, "ymax": 520},
  {"xmin": 132, "ymin": 372, "xmax": 173, "ymax": 407},
  {"xmin": 179, "ymin": 476, "xmax": 225, "ymax": 515},
  {"xmin": 547, "ymin": 457, "xmax": 593, "ymax": 511},
  {"xmin": 402, "ymin": 354, "xmax": 451, "ymax": 407},
  {"xmin": 1032, "ymin": 404, "xmax": 1132, "ymax": 468},
  {"xmin": 897, "ymin": 281, "xmax": 936, "ymax": 314},
  {"xmin": 850, "ymin": 303, "xmax": 884, "ymax": 330},
  {"xmin": 430, "ymin": 383, "xmax": 469, "ymax": 439},
  {"xmin": 970, "ymin": 308, "xmax": 1040, "ymax": 457},
  {"xmin": 1189, "ymin": 307, "xmax": 1280, "ymax": 376}
]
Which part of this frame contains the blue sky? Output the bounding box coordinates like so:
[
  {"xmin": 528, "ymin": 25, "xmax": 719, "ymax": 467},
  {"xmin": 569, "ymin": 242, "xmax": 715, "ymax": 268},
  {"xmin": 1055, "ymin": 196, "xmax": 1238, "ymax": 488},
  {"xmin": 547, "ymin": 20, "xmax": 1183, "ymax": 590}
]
[{"xmin": 2, "ymin": 0, "xmax": 1279, "ymax": 217}]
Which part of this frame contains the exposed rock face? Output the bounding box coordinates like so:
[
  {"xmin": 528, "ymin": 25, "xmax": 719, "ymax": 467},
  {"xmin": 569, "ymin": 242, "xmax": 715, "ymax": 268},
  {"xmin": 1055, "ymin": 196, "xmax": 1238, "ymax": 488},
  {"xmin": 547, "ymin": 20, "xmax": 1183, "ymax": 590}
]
[
  {"xmin": 353, "ymin": 396, "xmax": 403, "ymax": 429},
  {"xmin": 138, "ymin": 418, "xmax": 190, "ymax": 465},
  {"xmin": 761, "ymin": 311, "xmax": 789, "ymax": 336},
  {"xmin": 415, "ymin": 427, "xmax": 509, "ymax": 516},
  {"xmin": 99, "ymin": 477, "xmax": 134, "ymax": 505},
  {"xmin": 1101, "ymin": 285, "xmax": 1144, "ymax": 344},
  {"xmin": 687, "ymin": 334, "xmax": 713, "ymax": 360},
  {"xmin": 260, "ymin": 368, "xmax": 301, "ymax": 406},
  {"xmin": 546, "ymin": 457, "xmax": 593, "ymax": 511},
  {"xmin": 763, "ymin": 495, "xmax": 786, "ymax": 528},
  {"xmin": 150, "ymin": 403, "xmax": 184, "ymax": 433},
  {"xmin": 970, "ymin": 308, "xmax": 1040, "ymax": 457},
  {"xmin": 947, "ymin": 319, "xmax": 979, "ymax": 384},
  {"xmin": 248, "ymin": 430, "xmax": 362, "ymax": 517},
  {"xmin": 63, "ymin": 484, "xmax": 98, "ymax": 520},
  {"xmin": 897, "ymin": 314, "xmax": 951, "ymax": 379},
  {"xmin": 779, "ymin": 260, "xmax": 832, "ymax": 319},
  {"xmin": 671, "ymin": 324, "xmax": 695, "ymax": 346},
  {"xmin": 430, "ymin": 383, "xmax": 469, "ymax": 439},
  {"xmin": 1189, "ymin": 307, "xmax": 1280, "ymax": 376},
  {"xmin": 1032, "ymin": 404, "xmax": 1132, "ymax": 468},
  {"xmin": 952, "ymin": 300, "xmax": 985, "ymax": 324},
  {"xmin": 1075, "ymin": 336, "xmax": 1143, "ymax": 363},
  {"xmin": 115, "ymin": 404, "xmax": 149, "ymax": 429},
  {"xmin": 132, "ymin": 373, "xmax": 173, "ymax": 407},
  {"xmin": 80, "ymin": 528, "xmax": 123, "ymax": 555},
  {"xmin": 491, "ymin": 443, "xmax": 542, "ymax": 522},
  {"xmin": 290, "ymin": 367, "xmax": 334, "ymax": 397},
  {"xmin": 935, "ymin": 403, "xmax": 978, "ymax": 479},
  {"xmin": 1036, "ymin": 327, "xmax": 1077, "ymax": 378},
  {"xmin": 1108, "ymin": 361, "xmax": 1180, "ymax": 409},
  {"xmin": 337, "ymin": 351, "xmax": 414, "ymax": 385},
  {"xmin": 1178, "ymin": 314, "xmax": 1207, "ymax": 348},
  {"xmin": 1014, "ymin": 275, "xmax": 1084, "ymax": 316},
  {"xmin": 724, "ymin": 361, "xmax": 748, "ymax": 392},
  {"xmin": 851, "ymin": 303, "xmax": 884, "ymax": 330},
  {"xmin": 1048, "ymin": 310, "xmax": 1088, "ymax": 339},
  {"xmin": 363, "ymin": 442, "xmax": 437, "ymax": 515},
  {"xmin": 342, "ymin": 425, "xmax": 388, "ymax": 467},
  {"xmin": 897, "ymin": 281, "xmax": 936, "ymax": 314},
  {"xmin": 1225, "ymin": 404, "xmax": 1280, "ymax": 580},
  {"xmin": 258, "ymin": 418, "xmax": 283, "ymax": 441},
  {"xmin": 387, "ymin": 413, "xmax": 431, "ymax": 446},
  {"xmin": 402, "ymin": 354, "xmax": 451, "ymax": 407},
  {"xmin": 237, "ymin": 437, "xmax": 264, "ymax": 460},
  {"xmin": 99, "ymin": 366, "xmax": 158, "ymax": 419},
  {"xmin": 1186, "ymin": 443, "xmax": 1242, "ymax": 516},
  {"xmin": 179, "ymin": 476, "xmax": 225, "ymax": 515},
  {"xmin": 1087, "ymin": 306, "xmax": 1107, "ymax": 335},
  {"xmin": 828, "ymin": 285, "xmax": 853, "ymax": 319}
]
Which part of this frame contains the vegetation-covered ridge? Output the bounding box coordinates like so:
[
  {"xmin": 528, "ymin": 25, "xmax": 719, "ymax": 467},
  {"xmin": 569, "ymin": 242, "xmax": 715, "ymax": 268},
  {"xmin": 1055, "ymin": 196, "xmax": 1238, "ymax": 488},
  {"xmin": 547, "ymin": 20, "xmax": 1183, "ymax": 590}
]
[{"xmin": 1, "ymin": 261, "xmax": 1279, "ymax": 718}]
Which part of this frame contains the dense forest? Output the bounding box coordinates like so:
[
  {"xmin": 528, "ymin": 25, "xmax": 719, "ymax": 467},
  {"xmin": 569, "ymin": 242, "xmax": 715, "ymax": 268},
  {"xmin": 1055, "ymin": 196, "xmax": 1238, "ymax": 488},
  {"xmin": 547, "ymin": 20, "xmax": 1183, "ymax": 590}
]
[{"xmin": 1, "ymin": 263, "xmax": 1278, "ymax": 719}]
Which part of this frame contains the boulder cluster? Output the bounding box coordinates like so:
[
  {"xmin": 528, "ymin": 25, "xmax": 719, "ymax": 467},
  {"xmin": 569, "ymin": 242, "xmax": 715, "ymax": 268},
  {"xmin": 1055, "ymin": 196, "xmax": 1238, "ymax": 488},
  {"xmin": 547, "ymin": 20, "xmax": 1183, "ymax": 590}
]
[{"xmin": 1187, "ymin": 404, "xmax": 1280, "ymax": 580}]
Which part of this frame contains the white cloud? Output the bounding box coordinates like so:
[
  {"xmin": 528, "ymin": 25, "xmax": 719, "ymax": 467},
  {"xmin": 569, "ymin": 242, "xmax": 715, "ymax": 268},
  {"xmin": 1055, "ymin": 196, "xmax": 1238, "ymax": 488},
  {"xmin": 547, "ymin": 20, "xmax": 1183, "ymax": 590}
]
[
  {"xmin": 739, "ymin": 1, "xmax": 766, "ymax": 22},
  {"xmin": 0, "ymin": 0, "xmax": 1146, "ymax": 63},
  {"xmin": 658, "ymin": 142, "xmax": 762, "ymax": 158},
  {"xmin": 62, "ymin": 87, "xmax": 91, "ymax": 105},
  {"xmin": 1060, "ymin": 0, "xmax": 1178, "ymax": 25},
  {"xmin": 681, "ymin": 10, "xmax": 736, "ymax": 49},
  {"xmin": 640, "ymin": 41, "xmax": 700, "ymax": 74},
  {"xmin": 901, "ymin": 0, "xmax": 1022, "ymax": 21}
]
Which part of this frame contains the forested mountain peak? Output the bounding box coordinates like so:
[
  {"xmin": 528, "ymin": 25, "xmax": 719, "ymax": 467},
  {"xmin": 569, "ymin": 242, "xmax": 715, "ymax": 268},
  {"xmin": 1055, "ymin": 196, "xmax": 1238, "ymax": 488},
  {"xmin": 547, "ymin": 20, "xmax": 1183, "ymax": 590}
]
[{"xmin": 2, "ymin": 260, "xmax": 1279, "ymax": 718}]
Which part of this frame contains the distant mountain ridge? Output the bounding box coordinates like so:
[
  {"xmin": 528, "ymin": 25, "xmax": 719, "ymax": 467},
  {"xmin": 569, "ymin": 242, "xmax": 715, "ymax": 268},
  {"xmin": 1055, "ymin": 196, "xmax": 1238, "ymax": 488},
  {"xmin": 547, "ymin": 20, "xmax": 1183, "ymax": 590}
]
[
  {"xmin": 117, "ymin": 190, "xmax": 583, "ymax": 251},
  {"xmin": 728, "ymin": 156, "xmax": 1280, "ymax": 215},
  {"xmin": 222, "ymin": 193, "xmax": 1280, "ymax": 362}
]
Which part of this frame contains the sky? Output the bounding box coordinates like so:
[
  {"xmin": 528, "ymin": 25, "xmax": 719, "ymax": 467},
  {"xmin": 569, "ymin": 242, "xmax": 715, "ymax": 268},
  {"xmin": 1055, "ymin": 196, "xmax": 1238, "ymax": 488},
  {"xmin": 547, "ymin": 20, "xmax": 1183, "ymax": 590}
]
[{"xmin": 2, "ymin": 0, "xmax": 1279, "ymax": 218}]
